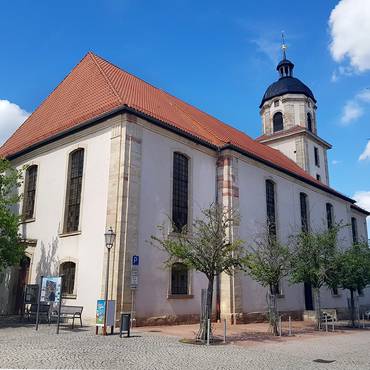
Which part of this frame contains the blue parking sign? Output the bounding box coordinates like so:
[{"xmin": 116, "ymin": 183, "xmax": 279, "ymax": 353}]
[{"xmin": 132, "ymin": 255, "xmax": 139, "ymax": 266}]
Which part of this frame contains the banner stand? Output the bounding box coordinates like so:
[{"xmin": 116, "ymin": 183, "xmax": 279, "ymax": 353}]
[
  {"xmin": 56, "ymin": 276, "xmax": 63, "ymax": 334},
  {"xmin": 35, "ymin": 275, "xmax": 43, "ymax": 331}
]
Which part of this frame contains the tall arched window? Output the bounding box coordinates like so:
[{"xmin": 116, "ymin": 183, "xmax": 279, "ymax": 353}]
[
  {"xmin": 171, "ymin": 263, "xmax": 188, "ymax": 295},
  {"xmin": 266, "ymin": 180, "xmax": 276, "ymax": 236},
  {"xmin": 60, "ymin": 261, "xmax": 76, "ymax": 296},
  {"xmin": 326, "ymin": 203, "xmax": 334, "ymax": 229},
  {"xmin": 64, "ymin": 149, "xmax": 84, "ymax": 233},
  {"xmin": 23, "ymin": 165, "xmax": 38, "ymax": 220},
  {"xmin": 307, "ymin": 112, "xmax": 313, "ymax": 132},
  {"xmin": 273, "ymin": 112, "xmax": 284, "ymax": 132},
  {"xmin": 351, "ymin": 217, "xmax": 358, "ymax": 243},
  {"xmin": 300, "ymin": 192, "xmax": 309, "ymax": 232},
  {"xmin": 172, "ymin": 152, "xmax": 189, "ymax": 232}
]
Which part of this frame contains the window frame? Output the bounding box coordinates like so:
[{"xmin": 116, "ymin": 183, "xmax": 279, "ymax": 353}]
[
  {"xmin": 63, "ymin": 148, "xmax": 85, "ymax": 234},
  {"xmin": 22, "ymin": 165, "xmax": 38, "ymax": 221},
  {"xmin": 326, "ymin": 203, "xmax": 334, "ymax": 229},
  {"xmin": 300, "ymin": 192, "xmax": 309, "ymax": 232},
  {"xmin": 170, "ymin": 262, "xmax": 190, "ymax": 297},
  {"xmin": 314, "ymin": 147, "xmax": 320, "ymax": 167},
  {"xmin": 59, "ymin": 261, "xmax": 77, "ymax": 298},
  {"xmin": 351, "ymin": 217, "xmax": 358, "ymax": 244},
  {"xmin": 272, "ymin": 112, "xmax": 284, "ymax": 133},
  {"xmin": 172, "ymin": 152, "xmax": 189, "ymax": 233},
  {"xmin": 265, "ymin": 179, "xmax": 277, "ymax": 237},
  {"xmin": 307, "ymin": 112, "xmax": 313, "ymax": 132}
]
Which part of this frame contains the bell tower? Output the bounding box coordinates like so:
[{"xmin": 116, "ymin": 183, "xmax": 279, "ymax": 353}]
[{"xmin": 257, "ymin": 38, "xmax": 331, "ymax": 185}]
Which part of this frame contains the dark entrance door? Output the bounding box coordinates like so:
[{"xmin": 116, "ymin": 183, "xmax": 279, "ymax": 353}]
[
  {"xmin": 304, "ymin": 282, "xmax": 314, "ymax": 310},
  {"xmin": 15, "ymin": 256, "xmax": 31, "ymax": 314}
]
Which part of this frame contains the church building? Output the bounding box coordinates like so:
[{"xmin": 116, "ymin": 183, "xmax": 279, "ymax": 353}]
[{"xmin": 1, "ymin": 49, "xmax": 369, "ymax": 324}]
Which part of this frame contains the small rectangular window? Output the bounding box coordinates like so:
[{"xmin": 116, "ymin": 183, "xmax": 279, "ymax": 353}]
[
  {"xmin": 314, "ymin": 147, "xmax": 320, "ymax": 167},
  {"xmin": 23, "ymin": 165, "xmax": 38, "ymax": 220},
  {"xmin": 351, "ymin": 217, "xmax": 358, "ymax": 243},
  {"xmin": 332, "ymin": 286, "xmax": 339, "ymax": 296},
  {"xmin": 274, "ymin": 100, "xmax": 279, "ymax": 107},
  {"xmin": 316, "ymin": 174, "xmax": 321, "ymax": 181}
]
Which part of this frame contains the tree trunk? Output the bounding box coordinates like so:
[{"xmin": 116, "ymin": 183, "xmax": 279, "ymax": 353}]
[
  {"xmin": 268, "ymin": 285, "xmax": 279, "ymax": 336},
  {"xmin": 350, "ymin": 289, "xmax": 355, "ymax": 328},
  {"xmin": 200, "ymin": 276, "xmax": 214, "ymax": 342},
  {"xmin": 313, "ymin": 287, "xmax": 321, "ymax": 330}
]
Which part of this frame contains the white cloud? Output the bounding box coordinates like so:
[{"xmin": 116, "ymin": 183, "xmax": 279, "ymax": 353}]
[
  {"xmin": 359, "ymin": 141, "xmax": 370, "ymax": 161},
  {"xmin": 329, "ymin": 0, "xmax": 370, "ymax": 72},
  {"xmin": 332, "ymin": 160, "xmax": 342, "ymax": 165},
  {"xmin": 0, "ymin": 100, "xmax": 29, "ymax": 146},
  {"xmin": 353, "ymin": 191, "xmax": 370, "ymax": 212},
  {"xmin": 353, "ymin": 191, "xmax": 370, "ymax": 233},
  {"xmin": 251, "ymin": 37, "xmax": 281, "ymax": 65},
  {"xmin": 340, "ymin": 89, "xmax": 370, "ymax": 124},
  {"xmin": 341, "ymin": 100, "xmax": 363, "ymax": 124}
]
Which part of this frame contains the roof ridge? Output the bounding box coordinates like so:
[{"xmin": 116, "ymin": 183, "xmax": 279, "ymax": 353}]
[{"xmin": 88, "ymin": 52, "xmax": 122, "ymax": 104}]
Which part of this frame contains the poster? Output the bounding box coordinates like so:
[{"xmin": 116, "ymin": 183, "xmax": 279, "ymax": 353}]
[
  {"xmin": 24, "ymin": 284, "xmax": 39, "ymax": 304},
  {"xmin": 96, "ymin": 300, "xmax": 105, "ymax": 325},
  {"xmin": 40, "ymin": 276, "xmax": 62, "ymax": 303},
  {"xmin": 96, "ymin": 300, "xmax": 116, "ymax": 326}
]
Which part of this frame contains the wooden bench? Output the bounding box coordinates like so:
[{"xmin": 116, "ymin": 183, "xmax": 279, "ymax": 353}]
[
  {"xmin": 52, "ymin": 305, "xmax": 83, "ymax": 329},
  {"xmin": 26, "ymin": 303, "xmax": 51, "ymax": 324}
]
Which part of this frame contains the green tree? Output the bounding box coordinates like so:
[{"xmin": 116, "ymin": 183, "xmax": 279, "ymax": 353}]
[
  {"xmin": 290, "ymin": 225, "xmax": 341, "ymax": 329},
  {"xmin": 337, "ymin": 242, "xmax": 370, "ymax": 327},
  {"xmin": 244, "ymin": 226, "xmax": 291, "ymax": 335},
  {"xmin": 0, "ymin": 159, "xmax": 24, "ymax": 270},
  {"xmin": 151, "ymin": 203, "xmax": 245, "ymax": 342}
]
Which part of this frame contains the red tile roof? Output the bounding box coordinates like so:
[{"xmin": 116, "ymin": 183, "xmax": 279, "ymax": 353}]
[{"xmin": 0, "ymin": 52, "xmax": 360, "ymax": 206}]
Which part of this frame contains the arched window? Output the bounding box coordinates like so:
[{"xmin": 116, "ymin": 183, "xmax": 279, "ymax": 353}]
[
  {"xmin": 60, "ymin": 261, "xmax": 76, "ymax": 296},
  {"xmin": 171, "ymin": 263, "xmax": 188, "ymax": 295},
  {"xmin": 23, "ymin": 165, "xmax": 38, "ymax": 220},
  {"xmin": 326, "ymin": 203, "xmax": 334, "ymax": 229},
  {"xmin": 266, "ymin": 180, "xmax": 276, "ymax": 236},
  {"xmin": 307, "ymin": 112, "xmax": 313, "ymax": 132},
  {"xmin": 64, "ymin": 149, "xmax": 84, "ymax": 233},
  {"xmin": 273, "ymin": 112, "xmax": 283, "ymax": 132},
  {"xmin": 172, "ymin": 152, "xmax": 189, "ymax": 232},
  {"xmin": 300, "ymin": 192, "xmax": 309, "ymax": 232}
]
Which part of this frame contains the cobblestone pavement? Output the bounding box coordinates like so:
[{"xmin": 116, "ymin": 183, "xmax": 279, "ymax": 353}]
[{"xmin": 1, "ymin": 322, "xmax": 370, "ymax": 369}]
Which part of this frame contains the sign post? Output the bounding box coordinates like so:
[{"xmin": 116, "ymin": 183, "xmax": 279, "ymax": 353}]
[
  {"xmin": 130, "ymin": 256, "xmax": 139, "ymax": 328},
  {"xmin": 35, "ymin": 276, "xmax": 43, "ymax": 331}
]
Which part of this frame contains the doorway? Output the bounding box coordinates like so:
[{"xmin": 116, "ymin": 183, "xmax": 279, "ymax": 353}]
[
  {"xmin": 304, "ymin": 282, "xmax": 314, "ymax": 310},
  {"xmin": 15, "ymin": 256, "xmax": 31, "ymax": 314}
]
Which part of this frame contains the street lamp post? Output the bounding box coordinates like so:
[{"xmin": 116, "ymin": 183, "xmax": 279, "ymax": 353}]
[{"xmin": 103, "ymin": 227, "xmax": 116, "ymax": 335}]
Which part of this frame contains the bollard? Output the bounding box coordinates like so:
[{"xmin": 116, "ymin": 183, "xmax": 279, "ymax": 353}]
[
  {"xmin": 223, "ymin": 319, "xmax": 227, "ymax": 343},
  {"xmin": 332, "ymin": 319, "xmax": 335, "ymax": 332},
  {"xmin": 279, "ymin": 316, "xmax": 282, "ymax": 337},
  {"xmin": 325, "ymin": 316, "xmax": 328, "ymax": 332},
  {"xmin": 288, "ymin": 315, "xmax": 292, "ymax": 336},
  {"xmin": 207, "ymin": 319, "xmax": 210, "ymax": 346},
  {"xmin": 363, "ymin": 314, "xmax": 365, "ymax": 329}
]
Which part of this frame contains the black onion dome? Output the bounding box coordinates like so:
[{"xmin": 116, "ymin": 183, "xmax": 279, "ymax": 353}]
[
  {"xmin": 260, "ymin": 77, "xmax": 316, "ymax": 107},
  {"xmin": 260, "ymin": 56, "xmax": 316, "ymax": 108}
]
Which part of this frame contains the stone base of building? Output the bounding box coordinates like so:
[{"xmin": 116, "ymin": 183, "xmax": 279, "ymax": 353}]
[{"xmin": 236, "ymin": 310, "xmax": 303, "ymax": 324}]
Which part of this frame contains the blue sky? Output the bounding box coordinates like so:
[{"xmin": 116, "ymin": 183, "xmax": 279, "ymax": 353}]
[{"xmin": 0, "ymin": 0, "xmax": 369, "ymax": 219}]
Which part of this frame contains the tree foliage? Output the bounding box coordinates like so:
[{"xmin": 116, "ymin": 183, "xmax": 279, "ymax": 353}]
[
  {"xmin": 151, "ymin": 203, "xmax": 245, "ymax": 341},
  {"xmin": 0, "ymin": 159, "xmax": 24, "ymax": 271},
  {"xmin": 290, "ymin": 224, "xmax": 341, "ymax": 328},
  {"xmin": 244, "ymin": 226, "xmax": 291, "ymax": 335},
  {"xmin": 337, "ymin": 242, "xmax": 370, "ymax": 327}
]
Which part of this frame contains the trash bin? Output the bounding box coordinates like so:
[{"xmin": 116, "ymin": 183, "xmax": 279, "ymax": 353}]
[{"xmin": 120, "ymin": 312, "xmax": 131, "ymax": 338}]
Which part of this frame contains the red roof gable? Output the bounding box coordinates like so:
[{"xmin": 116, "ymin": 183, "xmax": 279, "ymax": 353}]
[{"xmin": 0, "ymin": 52, "xmax": 358, "ymax": 205}]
